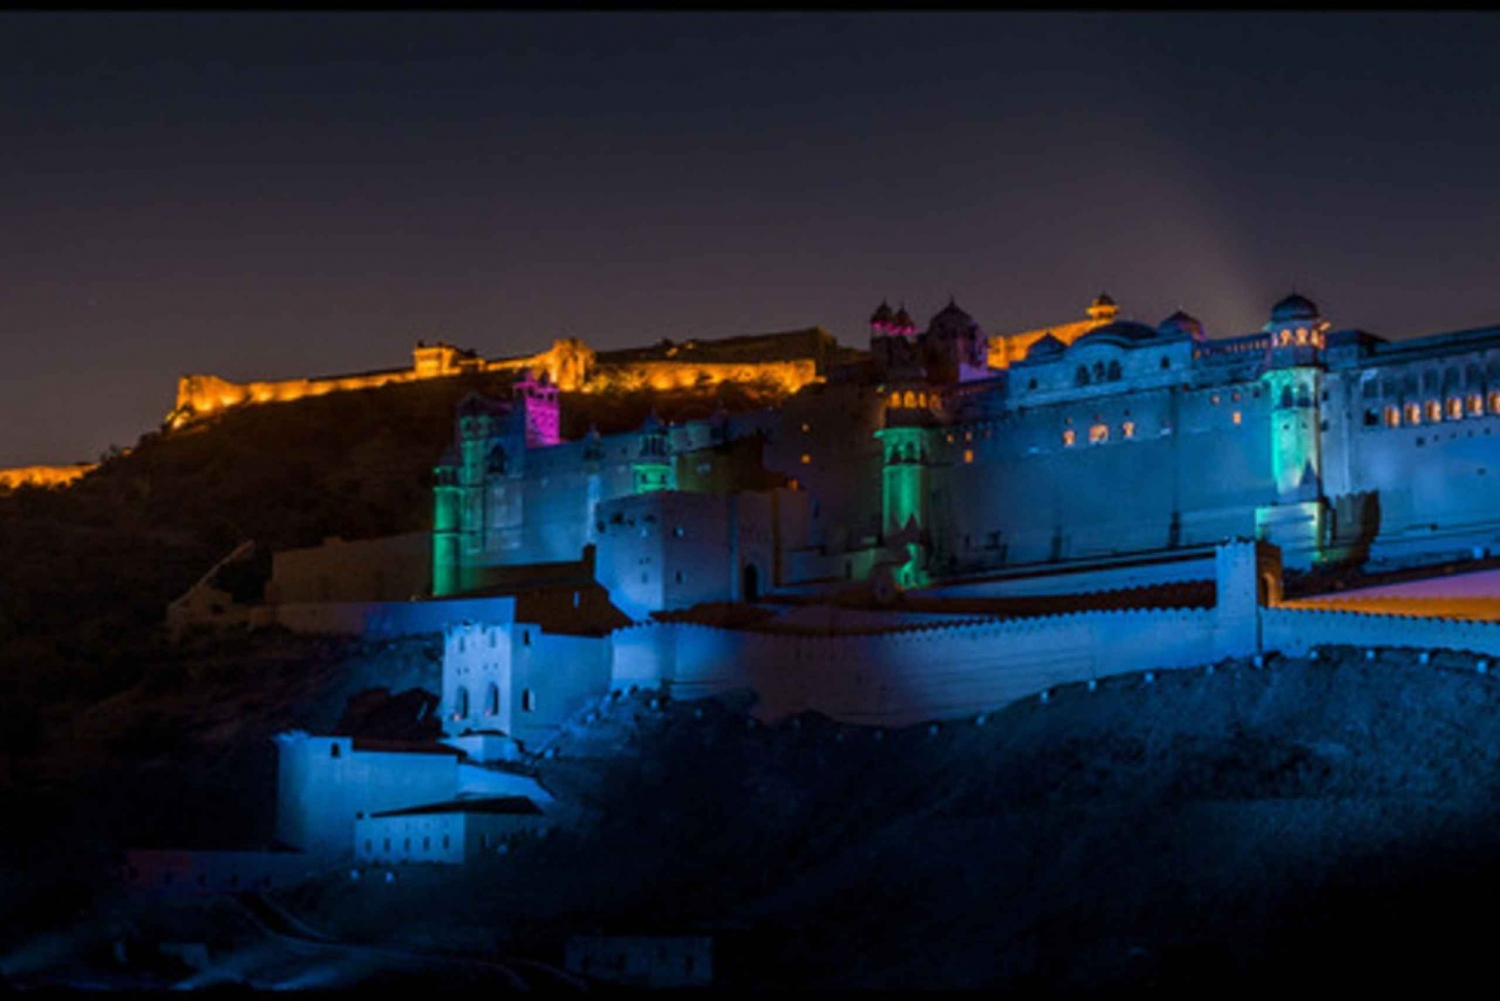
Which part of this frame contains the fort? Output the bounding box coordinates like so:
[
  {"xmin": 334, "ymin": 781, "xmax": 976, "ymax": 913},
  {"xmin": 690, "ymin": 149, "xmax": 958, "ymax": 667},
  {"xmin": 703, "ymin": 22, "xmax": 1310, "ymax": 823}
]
[
  {"xmin": 129, "ymin": 287, "xmax": 1500, "ymax": 893},
  {"xmin": 0, "ymin": 462, "xmax": 97, "ymax": 491}
]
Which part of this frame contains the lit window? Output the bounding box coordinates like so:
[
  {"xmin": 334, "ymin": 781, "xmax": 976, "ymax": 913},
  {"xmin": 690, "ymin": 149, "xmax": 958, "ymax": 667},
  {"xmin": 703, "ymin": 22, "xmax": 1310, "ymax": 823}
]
[
  {"xmin": 1468, "ymin": 393, "xmax": 1485, "ymax": 417},
  {"xmin": 1232, "ymin": 411, "xmax": 1242, "ymax": 425},
  {"xmin": 963, "ymin": 449, "xmax": 974, "ymax": 464},
  {"xmin": 1089, "ymin": 424, "xmax": 1109, "ymax": 444},
  {"xmin": 522, "ymin": 689, "xmax": 535, "ymax": 713},
  {"xmin": 903, "ymin": 391, "xmax": 916, "ymax": 408},
  {"xmin": 890, "ymin": 392, "xmax": 901, "ymax": 407},
  {"xmin": 1448, "ymin": 397, "xmax": 1464, "ymax": 421},
  {"xmin": 1122, "ymin": 421, "xmax": 1136, "ymax": 439},
  {"xmin": 964, "ymin": 430, "xmax": 973, "ymax": 442},
  {"xmin": 1426, "ymin": 399, "xmax": 1443, "ymax": 423},
  {"xmin": 1492, "ymin": 390, "xmax": 1500, "ymax": 415},
  {"xmin": 1210, "ymin": 394, "xmax": 1220, "ymax": 406},
  {"xmin": 1295, "ymin": 327, "xmax": 1309, "ymax": 346},
  {"xmin": 1385, "ymin": 405, "xmax": 1401, "ymax": 428},
  {"xmin": 1406, "ymin": 402, "xmax": 1423, "ymax": 425},
  {"xmin": 800, "ymin": 453, "xmax": 811, "ymax": 465},
  {"xmin": 1232, "ymin": 391, "xmax": 1241, "ymax": 403},
  {"xmin": 1062, "ymin": 429, "xmax": 1076, "ymax": 447},
  {"xmin": 801, "ymin": 422, "xmax": 810, "ymax": 433}
]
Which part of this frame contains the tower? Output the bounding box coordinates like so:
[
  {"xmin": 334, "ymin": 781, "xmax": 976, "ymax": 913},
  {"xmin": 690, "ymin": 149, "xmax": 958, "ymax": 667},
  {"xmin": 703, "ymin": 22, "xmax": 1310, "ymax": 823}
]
[
  {"xmin": 432, "ymin": 451, "xmax": 461, "ymax": 597},
  {"xmin": 512, "ymin": 370, "xmax": 561, "ymax": 448},
  {"xmin": 876, "ymin": 419, "xmax": 934, "ymax": 588},
  {"xmin": 632, "ymin": 413, "xmax": 676, "ymax": 494},
  {"xmin": 1256, "ymin": 293, "xmax": 1330, "ymax": 568}
]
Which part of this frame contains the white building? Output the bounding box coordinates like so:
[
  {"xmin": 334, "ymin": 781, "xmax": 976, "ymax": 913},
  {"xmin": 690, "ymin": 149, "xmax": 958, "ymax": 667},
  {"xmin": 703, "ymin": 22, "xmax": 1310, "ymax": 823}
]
[{"xmin": 354, "ymin": 796, "xmax": 550, "ymax": 865}]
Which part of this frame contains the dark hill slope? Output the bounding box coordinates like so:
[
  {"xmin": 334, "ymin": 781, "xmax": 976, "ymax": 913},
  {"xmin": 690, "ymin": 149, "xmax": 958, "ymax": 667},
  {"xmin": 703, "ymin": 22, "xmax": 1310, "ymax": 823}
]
[
  {"xmin": 0, "ymin": 373, "xmax": 784, "ymax": 719},
  {"xmin": 282, "ymin": 647, "xmax": 1500, "ymax": 991}
]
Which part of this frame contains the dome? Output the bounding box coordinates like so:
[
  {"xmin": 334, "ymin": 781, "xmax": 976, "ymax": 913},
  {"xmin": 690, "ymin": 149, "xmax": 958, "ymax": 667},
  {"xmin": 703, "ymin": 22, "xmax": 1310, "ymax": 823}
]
[
  {"xmin": 869, "ymin": 300, "xmax": 894, "ymax": 326},
  {"xmin": 1157, "ymin": 309, "xmax": 1205, "ymax": 340},
  {"xmin": 925, "ymin": 298, "xmax": 980, "ymax": 338},
  {"xmin": 1087, "ymin": 292, "xmax": 1119, "ymax": 322},
  {"xmin": 1025, "ymin": 334, "xmax": 1067, "ymax": 360},
  {"xmin": 892, "ymin": 305, "xmax": 916, "ymax": 332},
  {"xmin": 1270, "ymin": 293, "xmax": 1320, "ymax": 323},
  {"xmin": 1075, "ymin": 319, "xmax": 1160, "ymax": 346}
]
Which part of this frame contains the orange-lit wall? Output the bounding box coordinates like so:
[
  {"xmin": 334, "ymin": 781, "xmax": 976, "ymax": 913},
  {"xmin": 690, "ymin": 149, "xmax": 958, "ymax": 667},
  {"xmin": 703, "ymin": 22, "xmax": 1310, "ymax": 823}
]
[
  {"xmin": 987, "ymin": 318, "xmax": 1106, "ymax": 369},
  {"xmin": 166, "ymin": 336, "xmax": 818, "ymax": 427},
  {"xmin": 0, "ymin": 462, "xmax": 97, "ymax": 490}
]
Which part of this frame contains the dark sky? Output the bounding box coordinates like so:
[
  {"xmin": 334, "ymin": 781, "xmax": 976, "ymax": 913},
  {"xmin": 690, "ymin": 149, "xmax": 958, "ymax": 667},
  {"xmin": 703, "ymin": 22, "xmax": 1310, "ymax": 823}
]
[{"xmin": 4, "ymin": 13, "xmax": 1500, "ymax": 465}]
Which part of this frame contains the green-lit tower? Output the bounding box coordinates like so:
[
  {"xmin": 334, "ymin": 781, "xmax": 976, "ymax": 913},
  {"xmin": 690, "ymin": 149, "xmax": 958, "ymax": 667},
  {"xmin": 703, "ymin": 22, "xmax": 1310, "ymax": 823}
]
[
  {"xmin": 877, "ymin": 402, "xmax": 937, "ymax": 588},
  {"xmin": 632, "ymin": 413, "xmax": 676, "ymax": 494},
  {"xmin": 1255, "ymin": 293, "xmax": 1330, "ymax": 568}
]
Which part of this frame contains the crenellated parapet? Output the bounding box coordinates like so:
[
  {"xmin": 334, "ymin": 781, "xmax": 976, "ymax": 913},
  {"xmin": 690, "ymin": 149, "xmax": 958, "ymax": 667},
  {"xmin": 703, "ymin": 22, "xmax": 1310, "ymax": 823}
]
[{"xmin": 0, "ymin": 462, "xmax": 97, "ymax": 491}]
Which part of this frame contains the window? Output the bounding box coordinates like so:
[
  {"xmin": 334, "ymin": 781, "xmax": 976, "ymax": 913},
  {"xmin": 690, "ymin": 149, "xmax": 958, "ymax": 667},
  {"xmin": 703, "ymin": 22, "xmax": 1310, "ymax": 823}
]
[
  {"xmin": 1062, "ymin": 429, "xmax": 1076, "ymax": 447},
  {"xmin": 486, "ymin": 683, "xmax": 499, "ymax": 716},
  {"xmin": 522, "ymin": 689, "xmax": 535, "ymax": 713},
  {"xmin": 903, "ymin": 391, "xmax": 916, "ymax": 408},
  {"xmin": 1028, "ymin": 378, "xmax": 1038, "ymax": 390},
  {"xmin": 1122, "ymin": 421, "xmax": 1136, "ymax": 439},
  {"xmin": 1492, "ymin": 390, "xmax": 1500, "ymax": 415},
  {"xmin": 675, "ymin": 570, "xmax": 684, "ymax": 584},
  {"xmin": 1076, "ymin": 366, "xmax": 1090, "ymax": 387},
  {"xmin": 1406, "ymin": 402, "xmax": 1423, "ymax": 425},
  {"xmin": 1469, "ymin": 393, "xmax": 1485, "ymax": 417},
  {"xmin": 454, "ymin": 687, "xmax": 469, "ymax": 719},
  {"xmin": 1426, "ymin": 399, "xmax": 1443, "ymax": 423},
  {"xmin": 1089, "ymin": 424, "xmax": 1109, "ymax": 444},
  {"xmin": 1232, "ymin": 411, "xmax": 1242, "ymax": 425},
  {"xmin": 522, "ymin": 630, "xmax": 531, "ymax": 647},
  {"xmin": 800, "ymin": 453, "xmax": 811, "ymax": 465},
  {"xmin": 1385, "ymin": 405, "xmax": 1401, "ymax": 428},
  {"xmin": 889, "ymin": 392, "xmax": 900, "ymax": 407},
  {"xmin": 1364, "ymin": 409, "xmax": 1379, "ymax": 427},
  {"xmin": 1160, "ymin": 357, "xmax": 1171, "ymax": 370},
  {"xmin": 330, "ymin": 743, "xmax": 341, "ymax": 759},
  {"xmin": 1448, "ymin": 397, "xmax": 1465, "ymax": 421},
  {"xmin": 963, "ymin": 449, "xmax": 974, "ymax": 464},
  {"xmin": 1107, "ymin": 360, "xmax": 1122, "ymax": 382}
]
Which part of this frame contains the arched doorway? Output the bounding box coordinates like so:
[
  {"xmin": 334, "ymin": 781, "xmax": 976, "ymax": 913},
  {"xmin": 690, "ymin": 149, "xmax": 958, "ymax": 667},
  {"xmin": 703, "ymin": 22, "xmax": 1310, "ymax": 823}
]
[{"xmin": 742, "ymin": 563, "xmax": 760, "ymax": 603}]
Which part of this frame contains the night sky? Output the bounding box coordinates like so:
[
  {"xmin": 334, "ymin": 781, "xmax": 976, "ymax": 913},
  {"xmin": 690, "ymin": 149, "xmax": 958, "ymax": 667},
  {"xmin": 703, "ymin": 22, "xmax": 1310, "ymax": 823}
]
[{"xmin": 5, "ymin": 13, "xmax": 1500, "ymax": 466}]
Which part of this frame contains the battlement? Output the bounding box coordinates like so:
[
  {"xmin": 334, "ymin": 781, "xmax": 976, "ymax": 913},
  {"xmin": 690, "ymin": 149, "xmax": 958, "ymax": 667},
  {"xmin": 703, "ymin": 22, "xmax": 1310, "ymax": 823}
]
[
  {"xmin": 165, "ymin": 330, "xmax": 827, "ymax": 429},
  {"xmin": 0, "ymin": 462, "xmax": 97, "ymax": 491}
]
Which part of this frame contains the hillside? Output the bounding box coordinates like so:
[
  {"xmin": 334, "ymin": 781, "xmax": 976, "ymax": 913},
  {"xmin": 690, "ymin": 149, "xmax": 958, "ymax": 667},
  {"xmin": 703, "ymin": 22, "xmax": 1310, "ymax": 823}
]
[{"xmin": 260, "ymin": 646, "xmax": 1500, "ymax": 991}]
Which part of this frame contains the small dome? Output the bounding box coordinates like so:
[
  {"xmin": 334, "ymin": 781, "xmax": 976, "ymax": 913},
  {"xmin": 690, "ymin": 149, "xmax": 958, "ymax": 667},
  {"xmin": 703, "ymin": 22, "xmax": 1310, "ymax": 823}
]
[
  {"xmin": 1157, "ymin": 309, "xmax": 1205, "ymax": 340},
  {"xmin": 926, "ymin": 298, "xmax": 980, "ymax": 338},
  {"xmin": 1077, "ymin": 319, "xmax": 1160, "ymax": 345},
  {"xmin": 869, "ymin": 300, "xmax": 894, "ymax": 326},
  {"xmin": 893, "ymin": 305, "xmax": 916, "ymax": 332},
  {"xmin": 1025, "ymin": 334, "xmax": 1067, "ymax": 360},
  {"xmin": 1270, "ymin": 293, "xmax": 1319, "ymax": 323},
  {"xmin": 1087, "ymin": 292, "xmax": 1119, "ymax": 322}
]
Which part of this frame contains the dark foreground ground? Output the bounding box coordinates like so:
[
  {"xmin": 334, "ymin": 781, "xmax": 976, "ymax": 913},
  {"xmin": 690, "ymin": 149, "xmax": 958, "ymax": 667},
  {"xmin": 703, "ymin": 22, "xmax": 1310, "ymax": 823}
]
[{"xmin": 7, "ymin": 643, "xmax": 1500, "ymax": 992}]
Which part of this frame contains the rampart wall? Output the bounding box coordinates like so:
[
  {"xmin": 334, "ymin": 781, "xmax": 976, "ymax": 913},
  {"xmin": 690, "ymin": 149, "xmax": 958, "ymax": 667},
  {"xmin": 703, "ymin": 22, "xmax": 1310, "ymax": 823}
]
[
  {"xmin": 260, "ymin": 595, "xmax": 517, "ymax": 638},
  {"xmin": 612, "ymin": 606, "xmax": 1235, "ymax": 726},
  {"xmin": 0, "ymin": 462, "xmax": 96, "ymax": 490},
  {"xmin": 1262, "ymin": 606, "xmax": 1500, "ymax": 658}
]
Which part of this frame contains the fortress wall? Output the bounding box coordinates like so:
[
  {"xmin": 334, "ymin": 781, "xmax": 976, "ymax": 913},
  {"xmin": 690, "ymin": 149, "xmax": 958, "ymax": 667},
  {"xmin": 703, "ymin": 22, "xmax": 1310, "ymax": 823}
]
[
  {"xmin": 1262, "ymin": 606, "xmax": 1500, "ymax": 658},
  {"xmin": 582, "ymin": 359, "xmax": 820, "ymax": 395},
  {"xmin": 267, "ymin": 595, "xmax": 516, "ymax": 638},
  {"xmin": 609, "ymin": 607, "xmax": 1224, "ymax": 727},
  {"xmin": 0, "ymin": 462, "xmax": 96, "ymax": 490},
  {"xmin": 921, "ymin": 552, "xmax": 1216, "ymax": 599}
]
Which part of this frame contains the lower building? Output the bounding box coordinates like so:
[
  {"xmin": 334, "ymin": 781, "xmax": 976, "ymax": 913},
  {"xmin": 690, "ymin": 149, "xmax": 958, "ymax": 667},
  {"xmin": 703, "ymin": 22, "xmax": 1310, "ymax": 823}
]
[{"xmin": 354, "ymin": 796, "xmax": 550, "ymax": 865}]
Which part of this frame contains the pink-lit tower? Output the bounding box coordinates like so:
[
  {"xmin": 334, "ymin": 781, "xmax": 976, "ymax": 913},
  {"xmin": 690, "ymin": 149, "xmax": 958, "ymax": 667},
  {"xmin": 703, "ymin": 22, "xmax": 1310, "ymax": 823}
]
[
  {"xmin": 512, "ymin": 370, "xmax": 561, "ymax": 448},
  {"xmin": 870, "ymin": 300, "xmax": 921, "ymax": 379}
]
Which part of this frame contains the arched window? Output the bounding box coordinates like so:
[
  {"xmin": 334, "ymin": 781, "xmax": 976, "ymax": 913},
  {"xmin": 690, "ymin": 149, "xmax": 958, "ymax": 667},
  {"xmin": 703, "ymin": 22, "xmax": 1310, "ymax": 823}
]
[
  {"xmin": 1447, "ymin": 397, "xmax": 1464, "ymax": 421},
  {"xmin": 1280, "ymin": 387, "xmax": 1294, "ymax": 409},
  {"xmin": 1089, "ymin": 423, "xmax": 1109, "ymax": 444},
  {"xmin": 485, "ymin": 683, "xmax": 499, "ymax": 716},
  {"xmin": 1426, "ymin": 399, "xmax": 1443, "ymax": 423},
  {"xmin": 1160, "ymin": 357, "xmax": 1171, "ymax": 370},
  {"xmin": 486, "ymin": 445, "xmax": 508, "ymax": 475},
  {"xmin": 1107, "ymin": 360, "xmax": 1122, "ymax": 381},
  {"xmin": 1468, "ymin": 393, "xmax": 1485, "ymax": 417},
  {"xmin": 1092, "ymin": 361, "xmax": 1106, "ymax": 382},
  {"xmin": 1406, "ymin": 402, "xmax": 1423, "ymax": 425},
  {"xmin": 1062, "ymin": 429, "xmax": 1076, "ymax": 447},
  {"xmin": 890, "ymin": 392, "xmax": 901, "ymax": 407},
  {"xmin": 454, "ymin": 686, "xmax": 470, "ymax": 719},
  {"xmin": 903, "ymin": 391, "xmax": 917, "ymax": 408},
  {"xmin": 1491, "ymin": 390, "xmax": 1500, "ymax": 415},
  {"xmin": 1385, "ymin": 405, "xmax": 1400, "ymax": 428},
  {"xmin": 521, "ymin": 689, "xmax": 535, "ymax": 713}
]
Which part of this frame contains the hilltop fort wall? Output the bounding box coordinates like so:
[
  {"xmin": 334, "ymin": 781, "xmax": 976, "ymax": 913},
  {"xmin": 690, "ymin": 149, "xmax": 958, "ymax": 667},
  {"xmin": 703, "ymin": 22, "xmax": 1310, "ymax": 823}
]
[
  {"xmin": 0, "ymin": 462, "xmax": 97, "ymax": 490},
  {"xmin": 167, "ymin": 330, "xmax": 827, "ymax": 428}
]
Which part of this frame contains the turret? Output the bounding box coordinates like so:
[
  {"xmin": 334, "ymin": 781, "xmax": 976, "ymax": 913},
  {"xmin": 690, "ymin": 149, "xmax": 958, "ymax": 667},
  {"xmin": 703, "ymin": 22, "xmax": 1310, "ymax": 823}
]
[
  {"xmin": 1256, "ymin": 294, "xmax": 1329, "ymax": 566},
  {"xmin": 1086, "ymin": 292, "xmax": 1119, "ymax": 324},
  {"xmin": 512, "ymin": 369, "xmax": 561, "ymax": 448},
  {"xmin": 632, "ymin": 412, "xmax": 676, "ymax": 494}
]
